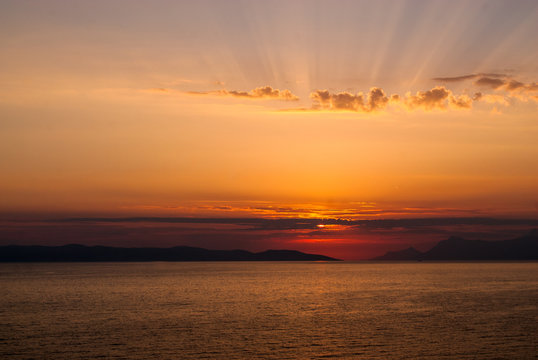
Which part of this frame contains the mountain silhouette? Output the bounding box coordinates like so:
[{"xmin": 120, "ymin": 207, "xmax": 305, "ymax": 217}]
[
  {"xmin": 0, "ymin": 245, "xmax": 339, "ymax": 262},
  {"xmin": 372, "ymin": 229, "xmax": 538, "ymax": 261}
]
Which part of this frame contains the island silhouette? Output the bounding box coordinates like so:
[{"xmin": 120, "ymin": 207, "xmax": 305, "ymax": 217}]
[
  {"xmin": 372, "ymin": 229, "xmax": 538, "ymax": 261},
  {"xmin": 0, "ymin": 245, "xmax": 339, "ymax": 262}
]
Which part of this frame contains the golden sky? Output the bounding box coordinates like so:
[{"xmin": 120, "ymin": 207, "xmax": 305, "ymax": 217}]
[{"xmin": 1, "ymin": 1, "xmax": 537, "ymax": 257}]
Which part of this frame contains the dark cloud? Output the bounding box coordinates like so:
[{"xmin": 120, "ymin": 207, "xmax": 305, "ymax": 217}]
[
  {"xmin": 52, "ymin": 216, "xmax": 538, "ymax": 230},
  {"xmin": 505, "ymin": 80, "xmax": 526, "ymax": 91},
  {"xmin": 474, "ymin": 77, "xmax": 506, "ymax": 89},
  {"xmin": 433, "ymin": 75, "xmax": 538, "ymax": 98},
  {"xmin": 471, "ymin": 77, "xmax": 538, "ymax": 100},
  {"xmin": 432, "ymin": 73, "xmax": 506, "ymax": 82},
  {"xmin": 433, "ymin": 74, "xmax": 479, "ymax": 82}
]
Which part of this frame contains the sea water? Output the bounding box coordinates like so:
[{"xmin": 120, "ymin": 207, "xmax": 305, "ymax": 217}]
[{"xmin": 1, "ymin": 262, "xmax": 537, "ymax": 359}]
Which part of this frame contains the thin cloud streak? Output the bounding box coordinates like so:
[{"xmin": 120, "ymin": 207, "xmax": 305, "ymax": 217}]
[
  {"xmin": 432, "ymin": 73, "xmax": 506, "ymax": 82},
  {"xmin": 187, "ymin": 86, "xmax": 299, "ymax": 101}
]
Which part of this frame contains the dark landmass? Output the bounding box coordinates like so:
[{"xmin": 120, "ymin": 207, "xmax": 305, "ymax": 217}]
[
  {"xmin": 0, "ymin": 245, "xmax": 339, "ymax": 262},
  {"xmin": 372, "ymin": 229, "xmax": 538, "ymax": 261}
]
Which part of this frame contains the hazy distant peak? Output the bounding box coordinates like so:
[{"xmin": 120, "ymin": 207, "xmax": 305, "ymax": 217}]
[
  {"xmin": 445, "ymin": 236, "xmax": 466, "ymax": 242},
  {"xmin": 522, "ymin": 229, "xmax": 538, "ymax": 239},
  {"xmin": 372, "ymin": 246, "xmax": 423, "ymax": 261}
]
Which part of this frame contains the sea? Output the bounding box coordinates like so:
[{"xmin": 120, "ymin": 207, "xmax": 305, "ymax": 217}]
[{"xmin": 1, "ymin": 262, "xmax": 537, "ymax": 359}]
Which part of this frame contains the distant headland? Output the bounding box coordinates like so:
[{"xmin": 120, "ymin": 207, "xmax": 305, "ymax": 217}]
[
  {"xmin": 0, "ymin": 245, "xmax": 340, "ymax": 262},
  {"xmin": 372, "ymin": 229, "xmax": 538, "ymax": 261}
]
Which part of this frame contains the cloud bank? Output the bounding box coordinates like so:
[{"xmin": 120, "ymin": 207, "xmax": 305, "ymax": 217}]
[
  {"xmin": 304, "ymin": 73, "xmax": 537, "ymax": 112},
  {"xmin": 177, "ymin": 73, "xmax": 537, "ymax": 112},
  {"xmin": 308, "ymin": 86, "xmax": 474, "ymax": 112}
]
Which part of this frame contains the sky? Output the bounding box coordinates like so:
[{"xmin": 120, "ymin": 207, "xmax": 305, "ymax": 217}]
[{"xmin": 1, "ymin": 0, "xmax": 538, "ymax": 259}]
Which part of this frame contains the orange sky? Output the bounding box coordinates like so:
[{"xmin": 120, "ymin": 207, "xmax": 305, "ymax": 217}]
[{"xmin": 1, "ymin": 1, "xmax": 537, "ymax": 257}]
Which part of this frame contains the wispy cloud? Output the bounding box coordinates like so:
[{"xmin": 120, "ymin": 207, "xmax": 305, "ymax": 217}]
[
  {"xmin": 146, "ymin": 87, "xmax": 171, "ymax": 93},
  {"xmin": 432, "ymin": 73, "xmax": 506, "ymax": 82},
  {"xmin": 116, "ymin": 200, "xmax": 494, "ymax": 221},
  {"xmin": 188, "ymin": 86, "xmax": 299, "ymax": 101}
]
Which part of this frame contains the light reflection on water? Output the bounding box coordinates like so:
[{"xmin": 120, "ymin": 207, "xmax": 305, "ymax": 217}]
[{"xmin": 1, "ymin": 262, "xmax": 537, "ymax": 359}]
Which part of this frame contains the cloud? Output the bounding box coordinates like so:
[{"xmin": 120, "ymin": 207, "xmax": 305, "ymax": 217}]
[
  {"xmin": 505, "ymin": 80, "xmax": 526, "ymax": 91},
  {"xmin": 188, "ymin": 86, "xmax": 299, "ymax": 101},
  {"xmin": 390, "ymin": 94, "xmax": 400, "ymax": 102},
  {"xmin": 433, "ymin": 74, "xmax": 478, "ymax": 82},
  {"xmin": 504, "ymin": 80, "xmax": 538, "ymax": 95},
  {"xmin": 472, "ymin": 77, "xmax": 538, "ymax": 96},
  {"xmin": 404, "ymin": 86, "xmax": 451, "ymax": 110},
  {"xmin": 310, "ymin": 87, "xmax": 389, "ymax": 112},
  {"xmin": 473, "ymin": 93, "xmax": 509, "ymax": 106},
  {"xmin": 474, "ymin": 77, "xmax": 506, "ymax": 89},
  {"xmin": 449, "ymin": 94, "xmax": 473, "ymax": 109},
  {"xmin": 368, "ymin": 87, "xmax": 390, "ymax": 111},
  {"xmin": 432, "ymin": 73, "xmax": 506, "ymax": 82},
  {"xmin": 146, "ymin": 88, "xmax": 171, "ymax": 93},
  {"xmin": 310, "ymin": 90, "xmax": 364, "ymax": 111}
]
